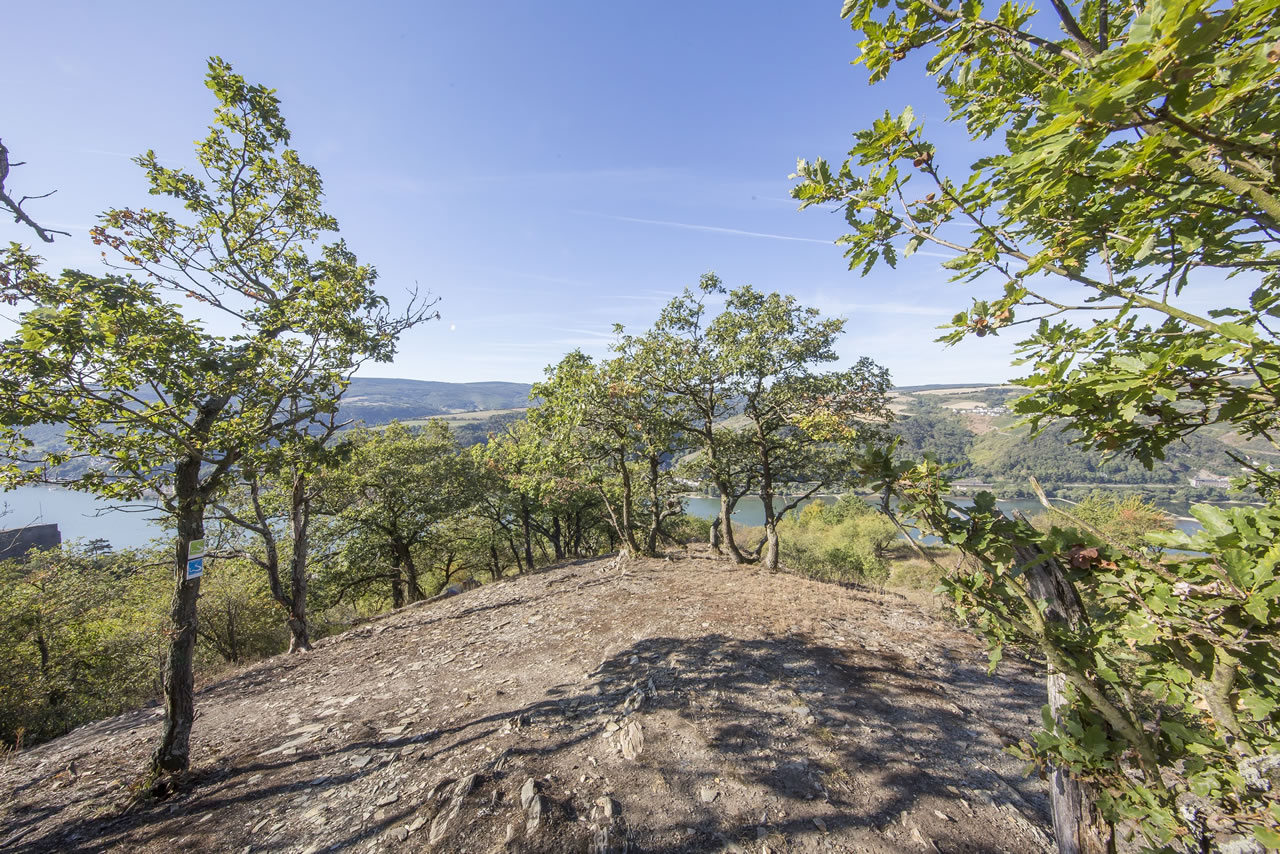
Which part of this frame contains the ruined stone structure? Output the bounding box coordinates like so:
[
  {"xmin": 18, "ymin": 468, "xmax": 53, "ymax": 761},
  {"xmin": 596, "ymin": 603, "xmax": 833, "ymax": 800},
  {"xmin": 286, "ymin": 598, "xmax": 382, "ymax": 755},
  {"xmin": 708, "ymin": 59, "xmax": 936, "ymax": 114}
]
[{"xmin": 0, "ymin": 523, "xmax": 62, "ymax": 561}]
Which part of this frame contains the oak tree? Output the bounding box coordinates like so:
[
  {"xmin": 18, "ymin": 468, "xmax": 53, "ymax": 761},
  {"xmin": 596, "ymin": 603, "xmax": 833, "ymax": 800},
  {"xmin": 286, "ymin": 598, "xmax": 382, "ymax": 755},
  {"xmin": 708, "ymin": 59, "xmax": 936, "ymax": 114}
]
[
  {"xmin": 795, "ymin": 0, "xmax": 1280, "ymax": 847},
  {"xmin": 0, "ymin": 59, "xmax": 431, "ymax": 774}
]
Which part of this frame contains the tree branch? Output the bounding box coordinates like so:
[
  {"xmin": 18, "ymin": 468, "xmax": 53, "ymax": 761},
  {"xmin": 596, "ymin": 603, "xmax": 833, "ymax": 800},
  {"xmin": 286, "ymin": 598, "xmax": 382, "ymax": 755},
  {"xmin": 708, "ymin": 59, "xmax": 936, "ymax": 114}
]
[{"xmin": 0, "ymin": 140, "xmax": 70, "ymax": 243}]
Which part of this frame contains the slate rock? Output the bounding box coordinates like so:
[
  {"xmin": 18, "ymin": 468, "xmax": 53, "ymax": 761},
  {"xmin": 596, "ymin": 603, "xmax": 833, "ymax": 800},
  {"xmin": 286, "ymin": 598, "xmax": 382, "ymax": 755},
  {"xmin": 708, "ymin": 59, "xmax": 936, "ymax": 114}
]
[
  {"xmin": 525, "ymin": 793, "xmax": 544, "ymax": 835},
  {"xmin": 619, "ymin": 720, "xmax": 644, "ymax": 760},
  {"xmin": 520, "ymin": 777, "xmax": 537, "ymax": 810}
]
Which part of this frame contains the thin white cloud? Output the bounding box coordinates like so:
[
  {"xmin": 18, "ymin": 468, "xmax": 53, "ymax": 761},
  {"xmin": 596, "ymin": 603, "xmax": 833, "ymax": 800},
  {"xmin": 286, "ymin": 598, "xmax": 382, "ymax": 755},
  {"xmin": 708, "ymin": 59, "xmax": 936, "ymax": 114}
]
[
  {"xmin": 847, "ymin": 302, "xmax": 953, "ymax": 316},
  {"xmin": 574, "ymin": 210, "xmax": 836, "ymax": 244},
  {"xmin": 814, "ymin": 298, "xmax": 954, "ymax": 317},
  {"xmin": 551, "ymin": 327, "xmax": 618, "ymax": 339}
]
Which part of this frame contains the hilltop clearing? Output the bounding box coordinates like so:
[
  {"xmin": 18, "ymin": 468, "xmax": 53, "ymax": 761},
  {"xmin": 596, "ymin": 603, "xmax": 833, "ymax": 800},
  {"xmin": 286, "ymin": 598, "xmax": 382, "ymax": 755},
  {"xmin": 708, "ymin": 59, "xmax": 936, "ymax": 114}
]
[{"xmin": 0, "ymin": 547, "xmax": 1053, "ymax": 854}]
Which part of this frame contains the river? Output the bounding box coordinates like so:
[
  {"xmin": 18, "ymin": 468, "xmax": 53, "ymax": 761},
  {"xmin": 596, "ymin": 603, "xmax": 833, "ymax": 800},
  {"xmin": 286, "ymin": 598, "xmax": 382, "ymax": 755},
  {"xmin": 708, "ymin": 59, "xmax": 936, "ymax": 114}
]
[
  {"xmin": 0, "ymin": 486, "xmax": 1206, "ymax": 555},
  {"xmin": 1, "ymin": 486, "xmax": 165, "ymax": 551},
  {"xmin": 682, "ymin": 494, "xmax": 1205, "ymax": 538}
]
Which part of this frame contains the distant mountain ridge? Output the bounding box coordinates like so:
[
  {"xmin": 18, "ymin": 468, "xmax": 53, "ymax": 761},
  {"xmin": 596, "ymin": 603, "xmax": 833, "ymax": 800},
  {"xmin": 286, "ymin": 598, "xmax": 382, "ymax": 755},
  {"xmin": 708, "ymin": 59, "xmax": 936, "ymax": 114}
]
[{"xmin": 340, "ymin": 377, "xmax": 532, "ymax": 425}]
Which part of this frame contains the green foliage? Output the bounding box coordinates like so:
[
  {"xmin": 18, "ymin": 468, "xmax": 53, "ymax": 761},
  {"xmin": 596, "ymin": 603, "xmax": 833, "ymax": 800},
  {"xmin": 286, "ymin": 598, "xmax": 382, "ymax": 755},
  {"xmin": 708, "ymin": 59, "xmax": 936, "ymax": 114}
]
[
  {"xmin": 195, "ymin": 555, "xmax": 289, "ymax": 664},
  {"xmin": 1033, "ymin": 490, "xmax": 1174, "ymax": 553},
  {"xmin": 531, "ymin": 348, "xmax": 685, "ymax": 557},
  {"xmin": 777, "ymin": 495, "xmax": 899, "ymax": 584},
  {"xmin": 664, "ymin": 513, "xmax": 712, "ymax": 546},
  {"xmin": 967, "ymin": 423, "xmax": 1243, "ymax": 489},
  {"xmin": 797, "ymin": 0, "xmax": 1280, "ymax": 490},
  {"xmin": 322, "ymin": 422, "xmax": 478, "ymax": 606},
  {"xmin": 892, "ymin": 411, "xmax": 975, "ymax": 473},
  {"xmin": 0, "ymin": 59, "xmax": 420, "ymax": 505},
  {"xmin": 883, "ymin": 469, "xmax": 1280, "ymax": 847},
  {"xmin": 800, "ymin": 0, "xmax": 1280, "ymax": 845},
  {"xmin": 0, "ymin": 544, "xmax": 168, "ymax": 748},
  {"xmin": 615, "ymin": 274, "xmax": 893, "ymax": 567},
  {"xmin": 1, "ymin": 59, "xmax": 432, "ymax": 771}
]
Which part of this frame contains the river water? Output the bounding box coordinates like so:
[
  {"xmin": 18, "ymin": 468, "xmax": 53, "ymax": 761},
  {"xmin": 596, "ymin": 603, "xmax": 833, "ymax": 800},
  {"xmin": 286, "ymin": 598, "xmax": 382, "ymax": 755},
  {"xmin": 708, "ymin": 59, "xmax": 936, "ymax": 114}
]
[
  {"xmin": 0, "ymin": 487, "xmax": 1206, "ymax": 554},
  {"xmin": 1, "ymin": 486, "xmax": 165, "ymax": 551},
  {"xmin": 682, "ymin": 494, "xmax": 1204, "ymax": 538}
]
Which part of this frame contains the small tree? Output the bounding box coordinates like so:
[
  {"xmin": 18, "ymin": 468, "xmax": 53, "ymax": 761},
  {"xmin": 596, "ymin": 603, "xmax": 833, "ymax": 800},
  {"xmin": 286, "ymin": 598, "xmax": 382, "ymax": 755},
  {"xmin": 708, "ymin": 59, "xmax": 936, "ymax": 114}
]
[
  {"xmin": 619, "ymin": 276, "xmax": 751, "ymax": 560},
  {"xmin": 0, "ymin": 59, "xmax": 431, "ymax": 774},
  {"xmin": 213, "ymin": 407, "xmax": 347, "ymax": 653},
  {"xmin": 623, "ymin": 277, "xmax": 891, "ymax": 569},
  {"xmin": 707, "ymin": 285, "xmax": 892, "ymax": 569},
  {"xmin": 472, "ymin": 417, "xmax": 606, "ymax": 567},
  {"xmin": 531, "ymin": 350, "xmax": 682, "ymax": 557},
  {"xmin": 795, "ymin": 0, "xmax": 1280, "ymax": 847},
  {"xmin": 324, "ymin": 422, "xmax": 475, "ymax": 606}
]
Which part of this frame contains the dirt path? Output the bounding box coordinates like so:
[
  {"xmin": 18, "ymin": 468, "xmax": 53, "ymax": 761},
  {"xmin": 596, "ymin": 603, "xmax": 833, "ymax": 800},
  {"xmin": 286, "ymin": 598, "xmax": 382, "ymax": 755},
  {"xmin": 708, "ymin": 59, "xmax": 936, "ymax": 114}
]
[{"xmin": 0, "ymin": 546, "xmax": 1054, "ymax": 853}]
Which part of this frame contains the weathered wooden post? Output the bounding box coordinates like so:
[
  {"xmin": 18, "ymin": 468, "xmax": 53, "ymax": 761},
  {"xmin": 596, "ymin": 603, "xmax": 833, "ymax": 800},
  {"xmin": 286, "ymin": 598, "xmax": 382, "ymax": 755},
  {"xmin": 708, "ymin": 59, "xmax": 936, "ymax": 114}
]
[{"xmin": 1011, "ymin": 511, "xmax": 1115, "ymax": 854}]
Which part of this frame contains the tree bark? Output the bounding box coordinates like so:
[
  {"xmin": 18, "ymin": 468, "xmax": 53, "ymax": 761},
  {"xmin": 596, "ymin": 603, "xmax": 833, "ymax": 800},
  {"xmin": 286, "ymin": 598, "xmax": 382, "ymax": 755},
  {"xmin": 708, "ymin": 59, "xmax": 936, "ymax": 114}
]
[
  {"xmin": 617, "ymin": 455, "xmax": 641, "ymax": 554},
  {"xmin": 391, "ymin": 539, "xmax": 422, "ymax": 603},
  {"xmin": 1012, "ymin": 528, "xmax": 1115, "ymax": 854},
  {"xmin": 389, "ymin": 548, "xmax": 406, "ymax": 608},
  {"xmin": 762, "ymin": 522, "xmax": 780, "ymax": 570},
  {"xmin": 758, "ymin": 440, "xmax": 780, "ymax": 570},
  {"xmin": 286, "ymin": 473, "xmax": 312, "ymax": 653},
  {"xmin": 645, "ymin": 455, "xmax": 662, "ymax": 556},
  {"xmin": 550, "ymin": 515, "xmax": 565, "ymax": 561},
  {"xmin": 520, "ymin": 497, "xmax": 536, "ymax": 570},
  {"xmin": 152, "ymin": 470, "xmax": 204, "ymax": 775},
  {"xmin": 717, "ymin": 489, "xmax": 748, "ymax": 563}
]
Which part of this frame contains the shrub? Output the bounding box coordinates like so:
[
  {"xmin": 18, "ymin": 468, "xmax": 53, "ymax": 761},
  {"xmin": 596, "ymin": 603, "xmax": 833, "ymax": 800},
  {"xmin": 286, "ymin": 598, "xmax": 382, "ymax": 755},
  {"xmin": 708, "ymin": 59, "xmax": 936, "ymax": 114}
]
[{"xmin": 777, "ymin": 495, "xmax": 898, "ymax": 584}]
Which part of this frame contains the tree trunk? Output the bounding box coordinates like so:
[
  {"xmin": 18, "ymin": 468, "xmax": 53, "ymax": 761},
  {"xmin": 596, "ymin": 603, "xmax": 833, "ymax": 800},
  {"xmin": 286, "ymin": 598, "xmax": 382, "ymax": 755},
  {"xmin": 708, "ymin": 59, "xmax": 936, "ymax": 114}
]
[
  {"xmin": 287, "ymin": 474, "xmax": 312, "ymax": 653},
  {"xmin": 570, "ymin": 510, "xmax": 583, "ymax": 557},
  {"xmin": 717, "ymin": 489, "xmax": 747, "ymax": 564},
  {"xmin": 762, "ymin": 522, "xmax": 780, "ymax": 570},
  {"xmin": 617, "ymin": 456, "xmax": 641, "ymax": 555},
  {"xmin": 1011, "ymin": 524, "xmax": 1115, "ymax": 854},
  {"xmin": 389, "ymin": 549, "xmax": 406, "ymax": 608},
  {"xmin": 391, "ymin": 540, "xmax": 422, "ymax": 603},
  {"xmin": 645, "ymin": 455, "xmax": 662, "ymax": 556},
  {"xmin": 153, "ymin": 474, "xmax": 204, "ymax": 774},
  {"xmin": 226, "ymin": 600, "xmax": 239, "ymax": 663},
  {"xmin": 758, "ymin": 447, "xmax": 778, "ymax": 570},
  {"xmin": 500, "ymin": 535, "xmax": 520, "ymax": 572},
  {"xmin": 550, "ymin": 515, "xmax": 565, "ymax": 561},
  {"xmin": 520, "ymin": 497, "xmax": 536, "ymax": 571}
]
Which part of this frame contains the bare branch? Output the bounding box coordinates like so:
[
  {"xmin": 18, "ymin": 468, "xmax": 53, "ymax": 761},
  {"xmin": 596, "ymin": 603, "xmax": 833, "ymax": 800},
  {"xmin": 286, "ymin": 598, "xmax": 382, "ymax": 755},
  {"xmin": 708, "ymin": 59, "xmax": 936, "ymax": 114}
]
[{"xmin": 0, "ymin": 140, "xmax": 70, "ymax": 243}]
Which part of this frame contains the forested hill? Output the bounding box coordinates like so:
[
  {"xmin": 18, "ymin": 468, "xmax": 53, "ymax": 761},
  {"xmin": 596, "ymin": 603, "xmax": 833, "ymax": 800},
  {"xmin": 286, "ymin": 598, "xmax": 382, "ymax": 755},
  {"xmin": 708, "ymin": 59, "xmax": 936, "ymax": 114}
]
[{"xmin": 340, "ymin": 378, "xmax": 532, "ymax": 424}]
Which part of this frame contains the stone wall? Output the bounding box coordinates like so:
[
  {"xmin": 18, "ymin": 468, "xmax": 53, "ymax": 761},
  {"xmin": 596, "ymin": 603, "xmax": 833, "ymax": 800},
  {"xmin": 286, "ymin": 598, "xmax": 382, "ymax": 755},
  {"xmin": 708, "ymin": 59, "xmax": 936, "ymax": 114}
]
[{"xmin": 0, "ymin": 523, "xmax": 62, "ymax": 561}]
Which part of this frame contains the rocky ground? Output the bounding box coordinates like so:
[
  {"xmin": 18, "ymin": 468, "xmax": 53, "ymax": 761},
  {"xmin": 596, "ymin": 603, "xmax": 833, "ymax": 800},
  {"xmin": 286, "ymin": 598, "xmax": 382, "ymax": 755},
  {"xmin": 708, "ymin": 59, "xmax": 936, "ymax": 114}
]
[{"xmin": 0, "ymin": 545, "xmax": 1056, "ymax": 853}]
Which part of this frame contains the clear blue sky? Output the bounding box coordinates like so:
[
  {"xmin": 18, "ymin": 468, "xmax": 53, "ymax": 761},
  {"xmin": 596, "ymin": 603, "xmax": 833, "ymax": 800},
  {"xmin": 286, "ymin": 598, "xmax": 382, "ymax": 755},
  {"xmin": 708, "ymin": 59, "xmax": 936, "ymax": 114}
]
[{"xmin": 4, "ymin": 0, "xmax": 1025, "ymax": 387}]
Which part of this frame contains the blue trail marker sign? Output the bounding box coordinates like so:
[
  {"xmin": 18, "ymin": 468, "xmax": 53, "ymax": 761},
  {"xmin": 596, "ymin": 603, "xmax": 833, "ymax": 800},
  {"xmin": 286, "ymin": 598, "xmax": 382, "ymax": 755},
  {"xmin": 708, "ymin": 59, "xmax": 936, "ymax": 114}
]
[{"xmin": 186, "ymin": 538, "xmax": 206, "ymax": 581}]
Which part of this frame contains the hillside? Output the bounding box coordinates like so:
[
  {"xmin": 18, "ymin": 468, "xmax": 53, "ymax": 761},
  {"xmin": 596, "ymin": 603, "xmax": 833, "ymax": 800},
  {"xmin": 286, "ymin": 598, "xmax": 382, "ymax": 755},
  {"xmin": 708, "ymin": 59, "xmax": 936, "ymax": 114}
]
[
  {"xmin": 0, "ymin": 547, "xmax": 1053, "ymax": 854},
  {"xmin": 340, "ymin": 378, "xmax": 533, "ymax": 425},
  {"xmin": 6, "ymin": 380, "xmax": 534, "ymax": 473}
]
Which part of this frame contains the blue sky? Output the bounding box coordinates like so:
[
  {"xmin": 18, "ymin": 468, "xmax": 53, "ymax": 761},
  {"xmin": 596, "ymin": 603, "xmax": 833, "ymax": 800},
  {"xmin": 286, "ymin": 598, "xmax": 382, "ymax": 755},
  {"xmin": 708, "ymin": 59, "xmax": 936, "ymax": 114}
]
[{"xmin": 4, "ymin": 0, "xmax": 1028, "ymax": 387}]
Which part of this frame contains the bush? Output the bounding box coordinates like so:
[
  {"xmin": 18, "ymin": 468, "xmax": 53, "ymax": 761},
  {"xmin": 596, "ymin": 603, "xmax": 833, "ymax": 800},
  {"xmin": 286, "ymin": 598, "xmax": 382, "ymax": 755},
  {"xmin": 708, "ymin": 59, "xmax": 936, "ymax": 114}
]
[
  {"xmin": 0, "ymin": 544, "xmax": 170, "ymax": 748},
  {"xmin": 1029, "ymin": 490, "xmax": 1173, "ymax": 553},
  {"xmin": 664, "ymin": 512, "xmax": 712, "ymax": 545},
  {"xmin": 885, "ymin": 550, "xmax": 952, "ymax": 592},
  {"xmin": 777, "ymin": 495, "xmax": 898, "ymax": 584}
]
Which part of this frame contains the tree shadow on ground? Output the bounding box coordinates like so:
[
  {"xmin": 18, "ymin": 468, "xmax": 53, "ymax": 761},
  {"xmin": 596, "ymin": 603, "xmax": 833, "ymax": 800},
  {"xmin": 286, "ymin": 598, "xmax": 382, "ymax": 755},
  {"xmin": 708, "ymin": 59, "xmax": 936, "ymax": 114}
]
[{"xmin": 3, "ymin": 566, "xmax": 1051, "ymax": 854}]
